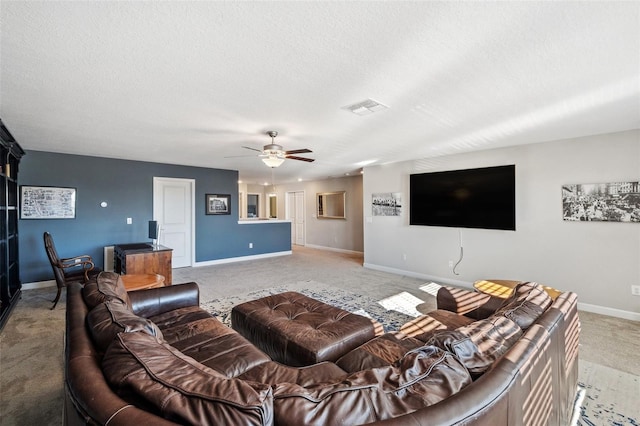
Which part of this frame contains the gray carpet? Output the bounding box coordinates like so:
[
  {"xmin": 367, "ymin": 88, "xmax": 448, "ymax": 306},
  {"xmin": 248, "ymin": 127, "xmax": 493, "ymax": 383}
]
[
  {"xmin": 1, "ymin": 246, "xmax": 638, "ymax": 425},
  {"xmin": 0, "ymin": 287, "xmax": 65, "ymax": 426}
]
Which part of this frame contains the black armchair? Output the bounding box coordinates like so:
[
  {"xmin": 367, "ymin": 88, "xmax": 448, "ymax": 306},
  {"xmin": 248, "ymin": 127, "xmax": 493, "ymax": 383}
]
[{"xmin": 43, "ymin": 232, "xmax": 101, "ymax": 309}]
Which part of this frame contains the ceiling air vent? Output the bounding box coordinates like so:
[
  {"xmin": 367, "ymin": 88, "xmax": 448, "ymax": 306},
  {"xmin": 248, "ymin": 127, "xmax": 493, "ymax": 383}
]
[{"xmin": 342, "ymin": 98, "xmax": 388, "ymax": 116}]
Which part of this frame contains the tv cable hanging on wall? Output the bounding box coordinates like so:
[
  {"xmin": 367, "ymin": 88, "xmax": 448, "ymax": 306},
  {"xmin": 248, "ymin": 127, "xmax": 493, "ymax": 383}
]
[{"xmin": 453, "ymin": 229, "xmax": 463, "ymax": 276}]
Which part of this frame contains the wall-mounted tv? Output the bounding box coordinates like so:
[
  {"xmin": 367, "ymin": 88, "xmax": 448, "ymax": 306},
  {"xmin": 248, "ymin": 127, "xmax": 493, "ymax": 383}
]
[{"xmin": 410, "ymin": 165, "xmax": 516, "ymax": 231}]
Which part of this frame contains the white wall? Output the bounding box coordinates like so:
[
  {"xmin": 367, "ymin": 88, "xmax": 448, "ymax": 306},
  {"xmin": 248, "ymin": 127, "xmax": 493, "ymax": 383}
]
[{"xmin": 363, "ymin": 130, "xmax": 640, "ymax": 319}]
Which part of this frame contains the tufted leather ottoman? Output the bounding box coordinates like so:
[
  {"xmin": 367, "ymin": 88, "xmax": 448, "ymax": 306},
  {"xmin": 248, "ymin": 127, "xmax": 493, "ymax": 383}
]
[{"xmin": 231, "ymin": 291, "xmax": 380, "ymax": 366}]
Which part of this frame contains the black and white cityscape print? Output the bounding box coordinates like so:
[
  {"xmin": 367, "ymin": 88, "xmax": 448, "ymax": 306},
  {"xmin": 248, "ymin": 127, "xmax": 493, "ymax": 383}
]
[
  {"xmin": 562, "ymin": 181, "xmax": 640, "ymax": 222},
  {"xmin": 372, "ymin": 192, "xmax": 402, "ymax": 216}
]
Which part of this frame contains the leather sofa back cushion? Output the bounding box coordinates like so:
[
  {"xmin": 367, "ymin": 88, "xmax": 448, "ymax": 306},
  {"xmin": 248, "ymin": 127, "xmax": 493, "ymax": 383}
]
[
  {"xmin": 82, "ymin": 271, "xmax": 132, "ymax": 310},
  {"xmin": 335, "ymin": 332, "xmax": 424, "ymax": 373},
  {"xmin": 102, "ymin": 331, "xmax": 274, "ymax": 426},
  {"xmin": 271, "ymin": 346, "xmax": 471, "ymax": 425},
  {"xmin": 87, "ymin": 299, "xmax": 164, "ymax": 352},
  {"xmin": 494, "ymin": 282, "xmax": 552, "ymax": 330},
  {"xmin": 426, "ymin": 316, "xmax": 522, "ymax": 376}
]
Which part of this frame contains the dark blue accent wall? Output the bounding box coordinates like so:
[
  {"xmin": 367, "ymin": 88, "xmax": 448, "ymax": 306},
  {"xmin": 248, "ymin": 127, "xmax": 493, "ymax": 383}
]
[{"xmin": 19, "ymin": 151, "xmax": 291, "ymax": 283}]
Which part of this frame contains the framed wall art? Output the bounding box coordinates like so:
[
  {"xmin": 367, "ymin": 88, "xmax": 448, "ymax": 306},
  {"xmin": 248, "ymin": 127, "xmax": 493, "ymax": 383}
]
[
  {"xmin": 206, "ymin": 194, "xmax": 231, "ymax": 215},
  {"xmin": 562, "ymin": 181, "xmax": 640, "ymax": 222},
  {"xmin": 20, "ymin": 186, "xmax": 76, "ymax": 219},
  {"xmin": 372, "ymin": 192, "xmax": 402, "ymax": 216}
]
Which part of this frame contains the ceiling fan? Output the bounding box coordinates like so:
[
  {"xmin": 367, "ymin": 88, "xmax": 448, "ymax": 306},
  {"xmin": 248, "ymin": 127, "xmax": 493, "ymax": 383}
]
[{"xmin": 242, "ymin": 131, "xmax": 314, "ymax": 168}]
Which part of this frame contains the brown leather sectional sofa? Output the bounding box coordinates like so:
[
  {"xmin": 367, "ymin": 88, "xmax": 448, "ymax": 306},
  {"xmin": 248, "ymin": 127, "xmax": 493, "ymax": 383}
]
[{"xmin": 64, "ymin": 272, "xmax": 580, "ymax": 425}]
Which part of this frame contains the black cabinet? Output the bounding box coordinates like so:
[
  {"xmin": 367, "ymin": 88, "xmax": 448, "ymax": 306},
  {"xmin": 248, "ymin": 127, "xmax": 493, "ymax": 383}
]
[{"xmin": 0, "ymin": 119, "xmax": 24, "ymax": 331}]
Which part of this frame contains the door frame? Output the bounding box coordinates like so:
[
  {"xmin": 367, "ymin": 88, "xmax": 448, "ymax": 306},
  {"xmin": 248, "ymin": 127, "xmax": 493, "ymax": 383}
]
[
  {"xmin": 239, "ymin": 191, "xmax": 245, "ymax": 219},
  {"xmin": 266, "ymin": 193, "xmax": 277, "ymax": 219},
  {"xmin": 247, "ymin": 192, "xmax": 260, "ymax": 218},
  {"xmin": 153, "ymin": 177, "xmax": 196, "ymax": 267}
]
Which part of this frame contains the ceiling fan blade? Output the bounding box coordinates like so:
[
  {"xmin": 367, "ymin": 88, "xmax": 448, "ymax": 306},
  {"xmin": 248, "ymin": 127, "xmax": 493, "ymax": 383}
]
[
  {"xmin": 224, "ymin": 154, "xmax": 258, "ymax": 158},
  {"xmin": 284, "ymin": 148, "xmax": 312, "ymax": 155},
  {"xmin": 242, "ymin": 146, "xmax": 263, "ymax": 153},
  {"xmin": 286, "ymin": 155, "xmax": 315, "ymax": 162}
]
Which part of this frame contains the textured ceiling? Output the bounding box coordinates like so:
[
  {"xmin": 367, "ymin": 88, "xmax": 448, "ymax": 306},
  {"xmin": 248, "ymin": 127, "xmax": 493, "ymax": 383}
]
[{"xmin": 1, "ymin": 1, "xmax": 638, "ymax": 184}]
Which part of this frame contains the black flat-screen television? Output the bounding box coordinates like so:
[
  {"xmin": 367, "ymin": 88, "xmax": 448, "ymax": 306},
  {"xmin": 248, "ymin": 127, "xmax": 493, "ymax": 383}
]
[{"xmin": 410, "ymin": 165, "xmax": 516, "ymax": 230}]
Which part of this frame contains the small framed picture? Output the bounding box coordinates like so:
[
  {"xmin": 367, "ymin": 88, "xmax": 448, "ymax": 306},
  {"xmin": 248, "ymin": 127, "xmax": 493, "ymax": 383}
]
[{"xmin": 206, "ymin": 194, "xmax": 231, "ymax": 215}]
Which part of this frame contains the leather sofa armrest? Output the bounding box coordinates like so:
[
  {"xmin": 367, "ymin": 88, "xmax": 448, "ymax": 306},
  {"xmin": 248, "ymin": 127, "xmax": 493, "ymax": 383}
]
[
  {"xmin": 437, "ymin": 286, "xmax": 503, "ymax": 320},
  {"xmin": 129, "ymin": 282, "xmax": 200, "ymax": 318}
]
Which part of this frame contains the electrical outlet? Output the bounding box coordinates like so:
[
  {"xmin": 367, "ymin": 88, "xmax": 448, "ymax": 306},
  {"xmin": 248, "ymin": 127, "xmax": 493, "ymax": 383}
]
[
  {"xmin": 126, "ymin": 217, "xmax": 132, "ymax": 225},
  {"xmin": 448, "ymin": 260, "xmax": 454, "ymax": 268},
  {"xmin": 632, "ymin": 285, "xmax": 640, "ymax": 296},
  {"xmin": 249, "ymin": 243, "xmax": 253, "ymax": 249},
  {"xmin": 402, "ymin": 254, "xmax": 407, "ymax": 261}
]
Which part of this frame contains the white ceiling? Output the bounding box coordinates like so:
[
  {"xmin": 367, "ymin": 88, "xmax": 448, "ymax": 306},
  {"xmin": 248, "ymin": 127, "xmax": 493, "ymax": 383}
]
[{"xmin": 1, "ymin": 1, "xmax": 638, "ymax": 184}]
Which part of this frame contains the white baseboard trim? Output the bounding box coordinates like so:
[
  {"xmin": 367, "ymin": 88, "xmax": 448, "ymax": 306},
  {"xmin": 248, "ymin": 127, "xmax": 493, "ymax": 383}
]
[
  {"xmin": 363, "ymin": 262, "xmax": 472, "ymax": 289},
  {"xmin": 22, "ymin": 280, "xmax": 56, "ymax": 290},
  {"xmin": 578, "ymin": 302, "xmax": 640, "ymax": 322},
  {"xmin": 193, "ymin": 250, "xmax": 292, "ymax": 267},
  {"xmin": 363, "ymin": 262, "xmax": 639, "ymax": 322},
  {"xmin": 305, "ymin": 244, "xmax": 364, "ymax": 256}
]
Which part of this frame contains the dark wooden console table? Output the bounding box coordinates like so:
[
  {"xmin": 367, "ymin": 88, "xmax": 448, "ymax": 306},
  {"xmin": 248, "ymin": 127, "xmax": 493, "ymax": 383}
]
[
  {"xmin": 121, "ymin": 273, "xmax": 166, "ymax": 291},
  {"xmin": 113, "ymin": 243, "xmax": 173, "ymax": 285}
]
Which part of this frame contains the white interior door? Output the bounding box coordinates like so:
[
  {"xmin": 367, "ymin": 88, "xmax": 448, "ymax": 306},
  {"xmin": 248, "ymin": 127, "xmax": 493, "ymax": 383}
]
[
  {"xmin": 287, "ymin": 191, "xmax": 305, "ymax": 246},
  {"xmin": 287, "ymin": 192, "xmax": 295, "ymax": 244},
  {"xmin": 153, "ymin": 177, "xmax": 194, "ymax": 268}
]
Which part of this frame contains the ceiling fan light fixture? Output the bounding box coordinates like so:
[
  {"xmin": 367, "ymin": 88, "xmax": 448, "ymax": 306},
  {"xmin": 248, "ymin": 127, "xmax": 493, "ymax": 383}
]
[
  {"xmin": 252, "ymin": 130, "xmax": 313, "ymax": 167},
  {"xmin": 262, "ymin": 156, "xmax": 285, "ymax": 168}
]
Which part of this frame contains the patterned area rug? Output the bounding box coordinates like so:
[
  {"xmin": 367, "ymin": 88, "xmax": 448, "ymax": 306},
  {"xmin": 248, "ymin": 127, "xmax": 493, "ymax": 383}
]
[
  {"xmin": 578, "ymin": 361, "xmax": 639, "ymax": 426},
  {"xmin": 201, "ymin": 280, "xmax": 415, "ymax": 332},
  {"xmin": 202, "ymin": 281, "xmax": 639, "ymax": 425}
]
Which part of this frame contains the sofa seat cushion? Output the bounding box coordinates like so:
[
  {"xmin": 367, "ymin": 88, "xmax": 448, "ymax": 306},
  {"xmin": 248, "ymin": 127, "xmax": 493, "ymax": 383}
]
[
  {"xmin": 494, "ymin": 282, "xmax": 552, "ymax": 330},
  {"xmin": 426, "ymin": 315, "xmax": 522, "ymax": 376},
  {"xmin": 238, "ymin": 361, "xmax": 348, "ymax": 387},
  {"xmin": 271, "ymin": 346, "xmax": 471, "ymax": 425},
  {"xmin": 102, "ymin": 331, "xmax": 273, "ymax": 426},
  {"xmin": 87, "ymin": 299, "xmax": 164, "ymax": 352},
  {"xmin": 147, "ymin": 306, "xmax": 216, "ymax": 343},
  {"xmin": 82, "ymin": 272, "xmax": 132, "ymax": 310},
  {"xmin": 400, "ymin": 309, "xmax": 475, "ymax": 342},
  {"xmin": 170, "ymin": 323, "xmax": 271, "ymax": 378},
  {"xmin": 335, "ymin": 332, "xmax": 424, "ymax": 373}
]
